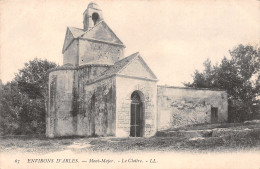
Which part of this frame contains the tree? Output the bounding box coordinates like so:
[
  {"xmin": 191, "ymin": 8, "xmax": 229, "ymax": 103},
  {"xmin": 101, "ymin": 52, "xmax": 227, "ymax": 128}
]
[
  {"xmin": 185, "ymin": 44, "xmax": 260, "ymax": 122},
  {"xmin": 15, "ymin": 58, "xmax": 57, "ymax": 99},
  {"xmin": 0, "ymin": 58, "xmax": 57, "ymax": 135},
  {"xmin": 0, "ymin": 81, "xmax": 23, "ymax": 135}
]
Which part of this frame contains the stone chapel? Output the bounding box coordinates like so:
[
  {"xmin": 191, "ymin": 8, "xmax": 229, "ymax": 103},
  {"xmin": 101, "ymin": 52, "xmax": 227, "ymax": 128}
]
[{"xmin": 46, "ymin": 2, "xmax": 228, "ymax": 138}]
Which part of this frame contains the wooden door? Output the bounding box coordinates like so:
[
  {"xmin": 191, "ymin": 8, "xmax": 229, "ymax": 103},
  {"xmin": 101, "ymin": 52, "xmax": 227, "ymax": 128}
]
[
  {"xmin": 130, "ymin": 102, "xmax": 143, "ymax": 137},
  {"xmin": 211, "ymin": 107, "xmax": 218, "ymax": 123}
]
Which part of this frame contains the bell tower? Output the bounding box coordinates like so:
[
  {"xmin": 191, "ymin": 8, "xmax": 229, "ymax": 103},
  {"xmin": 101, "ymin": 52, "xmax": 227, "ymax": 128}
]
[
  {"xmin": 83, "ymin": 2, "xmax": 103, "ymax": 30},
  {"xmin": 62, "ymin": 1, "xmax": 125, "ymax": 66}
]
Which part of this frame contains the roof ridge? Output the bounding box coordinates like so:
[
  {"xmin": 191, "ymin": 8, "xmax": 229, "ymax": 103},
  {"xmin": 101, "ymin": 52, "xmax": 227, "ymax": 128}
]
[
  {"xmin": 79, "ymin": 20, "xmax": 104, "ymax": 38},
  {"xmin": 115, "ymin": 52, "xmax": 139, "ymax": 74},
  {"xmin": 116, "ymin": 52, "xmax": 139, "ymax": 63},
  {"xmin": 96, "ymin": 52, "xmax": 140, "ymax": 78},
  {"xmin": 67, "ymin": 27, "xmax": 85, "ymax": 38},
  {"xmin": 85, "ymin": 52, "xmax": 159, "ymax": 85},
  {"xmin": 101, "ymin": 21, "xmax": 124, "ymax": 45},
  {"xmin": 79, "ymin": 21, "xmax": 125, "ymax": 46},
  {"xmin": 136, "ymin": 55, "xmax": 158, "ymax": 79}
]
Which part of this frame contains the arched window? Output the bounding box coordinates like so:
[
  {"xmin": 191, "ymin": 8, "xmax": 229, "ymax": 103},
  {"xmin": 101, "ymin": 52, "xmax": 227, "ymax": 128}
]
[
  {"xmin": 131, "ymin": 91, "xmax": 141, "ymax": 103},
  {"xmin": 92, "ymin": 13, "xmax": 99, "ymax": 25}
]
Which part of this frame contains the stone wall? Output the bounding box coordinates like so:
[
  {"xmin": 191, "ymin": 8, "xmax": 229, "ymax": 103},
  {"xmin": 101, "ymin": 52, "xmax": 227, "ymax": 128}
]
[
  {"xmin": 47, "ymin": 69, "xmax": 76, "ymax": 138},
  {"xmin": 63, "ymin": 40, "xmax": 78, "ymax": 66},
  {"xmin": 47, "ymin": 65, "xmax": 110, "ymax": 137},
  {"xmin": 77, "ymin": 65, "xmax": 111, "ymax": 136},
  {"xmin": 80, "ymin": 78, "xmax": 116, "ymax": 136},
  {"xmin": 115, "ymin": 76, "xmax": 157, "ymax": 137},
  {"xmin": 78, "ymin": 40, "xmax": 124, "ymax": 65},
  {"xmin": 157, "ymin": 86, "xmax": 228, "ymax": 130}
]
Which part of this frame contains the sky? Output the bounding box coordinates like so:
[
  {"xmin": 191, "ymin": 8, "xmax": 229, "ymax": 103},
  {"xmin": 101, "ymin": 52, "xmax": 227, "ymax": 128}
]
[{"xmin": 0, "ymin": 0, "xmax": 259, "ymax": 86}]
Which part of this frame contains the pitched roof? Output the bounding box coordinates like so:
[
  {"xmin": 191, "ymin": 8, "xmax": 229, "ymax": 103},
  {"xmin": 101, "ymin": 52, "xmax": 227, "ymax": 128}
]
[
  {"xmin": 98, "ymin": 52, "xmax": 139, "ymax": 78},
  {"xmin": 79, "ymin": 20, "xmax": 103, "ymax": 37},
  {"xmin": 80, "ymin": 21, "xmax": 124, "ymax": 46},
  {"xmin": 68, "ymin": 27, "xmax": 85, "ymax": 38},
  {"xmin": 63, "ymin": 21, "xmax": 125, "ymax": 53},
  {"xmin": 68, "ymin": 21, "xmax": 124, "ymax": 44},
  {"xmin": 62, "ymin": 27, "xmax": 84, "ymax": 53},
  {"xmin": 86, "ymin": 52, "xmax": 158, "ymax": 84}
]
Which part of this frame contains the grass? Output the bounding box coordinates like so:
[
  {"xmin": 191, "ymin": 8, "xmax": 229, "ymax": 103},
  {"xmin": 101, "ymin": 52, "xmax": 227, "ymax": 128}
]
[{"xmin": 1, "ymin": 123, "xmax": 260, "ymax": 154}]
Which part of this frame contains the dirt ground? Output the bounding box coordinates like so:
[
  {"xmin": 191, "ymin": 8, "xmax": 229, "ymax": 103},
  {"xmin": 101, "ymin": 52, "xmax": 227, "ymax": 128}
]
[
  {"xmin": 1, "ymin": 123, "xmax": 260, "ymax": 154},
  {"xmin": 1, "ymin": 123, "xmax": 260, "ymax": 169}
]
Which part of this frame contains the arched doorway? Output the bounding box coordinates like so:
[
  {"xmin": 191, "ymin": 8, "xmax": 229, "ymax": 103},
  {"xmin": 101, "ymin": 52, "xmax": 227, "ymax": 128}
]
[{"xmin": 130, "ymin": 91, "xmax": 144, "ymax": 137}]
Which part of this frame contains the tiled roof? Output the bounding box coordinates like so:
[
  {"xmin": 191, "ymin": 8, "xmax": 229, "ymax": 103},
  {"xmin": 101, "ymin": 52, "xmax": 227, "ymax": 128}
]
[
  {"xmin": 67, "ymin": 21, "xmax": 107, "ymax": 39},
  {"xmin": 68, "ymin": 27, "xmax": 85, "ymax": 38},
  {"xmin": 67, "ymin": 22, "xmax": 104, "ymax": 39},
  {"xmin": 79, "ymin": 21, "xmax": 104, "ymax": 38},
  {"xmin": 85, "ymin": 52, "xmax": 139, "ymax": 84},
  {"xmin": 63, "ymin": 21, "xmax": 125, "ymax": 54},
  {"xmin": 98, "ymin": 52, "xmax": 140, "ymax": 78},
  {"xmin": 80, "ymin": 21, "xmax": 124, "ymax": 46}
]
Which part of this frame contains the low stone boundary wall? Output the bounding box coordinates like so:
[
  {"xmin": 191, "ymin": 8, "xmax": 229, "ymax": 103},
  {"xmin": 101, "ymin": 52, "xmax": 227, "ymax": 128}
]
[{"xmin": 156, "ymin": 127, "xmax": 260, "ymax": 138}]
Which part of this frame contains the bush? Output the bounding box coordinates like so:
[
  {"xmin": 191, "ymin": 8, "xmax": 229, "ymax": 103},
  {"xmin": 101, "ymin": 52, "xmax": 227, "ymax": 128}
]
[{"xmin": 0, "ymin": 59, "xmax": 57, "ymax": 135}]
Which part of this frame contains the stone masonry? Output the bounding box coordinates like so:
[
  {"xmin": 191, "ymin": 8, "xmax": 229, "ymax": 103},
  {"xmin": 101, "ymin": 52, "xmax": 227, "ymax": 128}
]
[{"xmin": 46, "ymin": 2, "xmax": 228, "ymax": 138}]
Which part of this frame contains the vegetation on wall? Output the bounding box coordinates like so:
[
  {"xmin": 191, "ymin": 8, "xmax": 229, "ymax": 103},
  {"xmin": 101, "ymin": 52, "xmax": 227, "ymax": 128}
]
[
  {"xmin": 0, "ymin": 59, "xmax": 57, "ymax": 135},
  {"xmin": 184, "ymin": 44, "xmax": 260, "ymax": 122}
]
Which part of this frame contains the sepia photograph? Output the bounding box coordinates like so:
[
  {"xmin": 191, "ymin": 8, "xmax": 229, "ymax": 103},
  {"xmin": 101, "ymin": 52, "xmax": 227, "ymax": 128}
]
[{"xmin": 0, "ymin": 0, "xmax": 259, "ymax": 169}]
